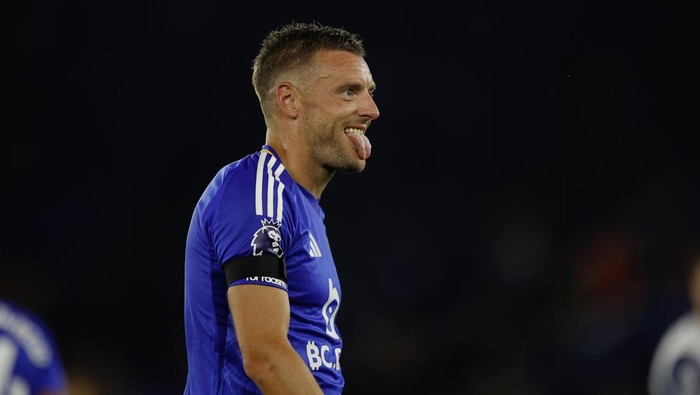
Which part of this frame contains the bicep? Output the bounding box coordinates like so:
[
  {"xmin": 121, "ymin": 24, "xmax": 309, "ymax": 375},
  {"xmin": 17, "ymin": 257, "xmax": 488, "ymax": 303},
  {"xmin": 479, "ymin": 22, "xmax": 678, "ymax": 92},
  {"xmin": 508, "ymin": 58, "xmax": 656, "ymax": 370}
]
[{"xmin": 228, "ymin": 284, "xmax": 290, "ymax": 352}]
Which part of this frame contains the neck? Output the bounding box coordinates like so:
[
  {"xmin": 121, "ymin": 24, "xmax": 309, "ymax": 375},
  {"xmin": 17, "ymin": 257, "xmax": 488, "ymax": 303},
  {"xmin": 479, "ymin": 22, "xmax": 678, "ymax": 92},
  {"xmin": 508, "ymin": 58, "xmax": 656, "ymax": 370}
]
[{"xmin": 265, "ymin": 132, "xmax": 333, "ymax": 200}]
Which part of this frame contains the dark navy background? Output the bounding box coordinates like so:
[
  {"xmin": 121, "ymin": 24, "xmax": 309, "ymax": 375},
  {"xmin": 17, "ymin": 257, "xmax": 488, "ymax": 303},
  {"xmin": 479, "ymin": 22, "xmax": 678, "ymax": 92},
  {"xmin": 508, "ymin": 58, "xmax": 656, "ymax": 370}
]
[{"xmin": 2, "ymin": 1, "xmax": 699, "ymax": 394}]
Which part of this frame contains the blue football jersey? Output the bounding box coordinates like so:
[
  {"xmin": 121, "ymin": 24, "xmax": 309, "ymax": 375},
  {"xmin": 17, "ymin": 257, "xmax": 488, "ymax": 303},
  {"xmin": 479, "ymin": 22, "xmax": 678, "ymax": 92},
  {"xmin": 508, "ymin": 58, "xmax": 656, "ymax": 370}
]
[
  {"xmin": 0, "ymin": 299, "xmax": 67, "ymax": 395},
  {"xmin": 184, "ymin": 145, "xmax": 344, "ymax": 394}
]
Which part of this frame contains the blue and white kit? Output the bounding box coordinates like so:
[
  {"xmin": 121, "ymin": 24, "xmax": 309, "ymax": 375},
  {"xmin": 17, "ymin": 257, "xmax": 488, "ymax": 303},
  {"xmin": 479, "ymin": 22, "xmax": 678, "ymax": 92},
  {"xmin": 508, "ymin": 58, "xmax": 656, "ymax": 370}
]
[
  {"xmin": 184, "ymin": 145, "xmax": 344, "ymax": 394},
  {"xmin": 0, "ymin": 299, "xmax": 67, "ymax": 394}
]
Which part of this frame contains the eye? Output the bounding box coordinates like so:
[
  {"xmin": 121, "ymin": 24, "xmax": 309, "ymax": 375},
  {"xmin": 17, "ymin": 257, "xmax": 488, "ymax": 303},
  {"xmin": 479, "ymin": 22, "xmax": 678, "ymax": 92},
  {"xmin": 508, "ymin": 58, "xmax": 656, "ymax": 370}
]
[{"xmin": 342, "ymin": 88, "xmax": 357, "ymax": 98}]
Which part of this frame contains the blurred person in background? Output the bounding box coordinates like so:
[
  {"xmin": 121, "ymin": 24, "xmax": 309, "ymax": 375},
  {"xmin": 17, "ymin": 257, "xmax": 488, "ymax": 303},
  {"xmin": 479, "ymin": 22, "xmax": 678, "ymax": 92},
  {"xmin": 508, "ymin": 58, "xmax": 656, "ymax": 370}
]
[
  {"xmin": 182, "ymin": 21, "xmax": 380, "ymax": 394},
  {"xmin": 648, "ymin": 245, "xmax": 700, "ymax": 395},
  {"xmin": 0, "ymin": 296, "xmax": 68, "ymax": 395}
]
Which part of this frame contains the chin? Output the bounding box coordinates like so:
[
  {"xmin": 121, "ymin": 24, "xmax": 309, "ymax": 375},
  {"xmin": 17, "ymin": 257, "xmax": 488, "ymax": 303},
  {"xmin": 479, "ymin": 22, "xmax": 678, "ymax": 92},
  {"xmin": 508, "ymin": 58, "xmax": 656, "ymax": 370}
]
[{"xmin": 338, "ymin": 161, "xmax": 366, "ymax": 174}]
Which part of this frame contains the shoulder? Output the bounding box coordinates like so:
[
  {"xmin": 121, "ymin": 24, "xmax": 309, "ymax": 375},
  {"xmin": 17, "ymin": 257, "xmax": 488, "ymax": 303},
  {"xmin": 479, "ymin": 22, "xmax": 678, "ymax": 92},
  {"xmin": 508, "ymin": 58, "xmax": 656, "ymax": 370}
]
[
  {"xmin": 0, "ymin": 299, "xmax": 46, "ymax": 330},
  {"xmin": 0, "ymin": 300, "xmax": 57, "ymax": 364},
  {"xmin": 196, "ymin": 153, "xmax": 262, "ymax": 208}
]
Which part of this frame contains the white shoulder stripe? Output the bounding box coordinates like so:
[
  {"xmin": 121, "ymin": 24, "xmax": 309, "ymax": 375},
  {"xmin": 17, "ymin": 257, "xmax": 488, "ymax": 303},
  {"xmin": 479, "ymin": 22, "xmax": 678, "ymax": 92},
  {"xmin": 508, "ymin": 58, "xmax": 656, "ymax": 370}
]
[
  {"xmin": 266, "ymin": 155, "xmax": 277, "ymax": 219},
  {"xmin": 255, "ymin": 151, "xmax": 268, "ymax": 216},
  {"xmin": 255, "ymin": 151, "xmax": 286, "ymax": 222},
  {"xmin": 274, "ymin": 164, "xmax": 285, "ymax": 222}
]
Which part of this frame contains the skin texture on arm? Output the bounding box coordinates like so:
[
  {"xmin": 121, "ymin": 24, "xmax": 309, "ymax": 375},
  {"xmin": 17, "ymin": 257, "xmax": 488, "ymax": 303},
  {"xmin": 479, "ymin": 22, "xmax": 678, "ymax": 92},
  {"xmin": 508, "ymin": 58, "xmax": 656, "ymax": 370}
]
[{"xmin": 228, "ymin": 285, "xmax": 324, "ymax": 394}]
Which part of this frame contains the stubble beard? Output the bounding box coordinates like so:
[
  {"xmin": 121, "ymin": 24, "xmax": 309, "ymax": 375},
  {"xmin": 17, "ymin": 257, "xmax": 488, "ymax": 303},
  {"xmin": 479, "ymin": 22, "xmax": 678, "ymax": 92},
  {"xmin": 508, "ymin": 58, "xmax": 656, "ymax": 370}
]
[{"xmin": 304, "ymin": 117, "xmax": 366, "ymax": 175}]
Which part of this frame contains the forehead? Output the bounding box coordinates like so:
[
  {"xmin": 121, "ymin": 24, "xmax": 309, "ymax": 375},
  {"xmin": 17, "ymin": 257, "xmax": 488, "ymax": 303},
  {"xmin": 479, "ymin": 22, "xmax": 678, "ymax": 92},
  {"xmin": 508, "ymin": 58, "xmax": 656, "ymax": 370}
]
[{"xmin": 311, "ymin": 50, "xmax": 374, "ymax": 86}]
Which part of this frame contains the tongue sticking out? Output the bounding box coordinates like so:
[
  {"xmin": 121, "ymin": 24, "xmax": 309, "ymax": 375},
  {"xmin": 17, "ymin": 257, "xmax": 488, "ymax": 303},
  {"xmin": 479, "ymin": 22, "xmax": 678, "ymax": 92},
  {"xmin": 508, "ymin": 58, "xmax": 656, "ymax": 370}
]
[{"xmin": 346, "ymin": 132, "xmax": 372, "ymax": 160}]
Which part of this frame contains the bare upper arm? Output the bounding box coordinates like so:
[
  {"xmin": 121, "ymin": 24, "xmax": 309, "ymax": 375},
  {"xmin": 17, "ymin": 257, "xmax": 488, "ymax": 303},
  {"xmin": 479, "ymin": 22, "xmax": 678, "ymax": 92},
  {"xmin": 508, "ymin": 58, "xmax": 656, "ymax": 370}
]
[
  {"xmin": 228, "ymin": 284, "xmax": 290, "ymax": 353},
  {"xmin": 227, "ymin": 284, "xmax": 323, "ymax": 393}
]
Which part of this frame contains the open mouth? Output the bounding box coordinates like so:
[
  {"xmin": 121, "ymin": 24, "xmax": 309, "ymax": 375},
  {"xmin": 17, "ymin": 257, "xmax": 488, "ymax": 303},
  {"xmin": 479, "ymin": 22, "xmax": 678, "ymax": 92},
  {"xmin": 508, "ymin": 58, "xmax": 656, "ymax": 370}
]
[{"xmin": 344, "ymin": 127, "xmax": 372, "ymax": 160}]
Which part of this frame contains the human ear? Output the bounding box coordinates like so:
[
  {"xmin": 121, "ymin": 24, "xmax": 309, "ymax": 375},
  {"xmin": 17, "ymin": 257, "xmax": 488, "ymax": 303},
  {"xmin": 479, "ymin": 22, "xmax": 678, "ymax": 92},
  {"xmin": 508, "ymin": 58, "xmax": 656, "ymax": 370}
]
[{"xmin": 276, "ymin": 82, "xmax": 298, "ymax": 119}]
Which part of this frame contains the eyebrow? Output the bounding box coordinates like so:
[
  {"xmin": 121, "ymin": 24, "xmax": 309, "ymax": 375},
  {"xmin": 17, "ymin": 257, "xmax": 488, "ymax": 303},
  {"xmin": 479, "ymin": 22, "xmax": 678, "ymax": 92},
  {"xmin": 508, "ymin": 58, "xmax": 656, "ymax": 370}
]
[{"xmin": 342, "ymin": 81, "xmax": 376, "ymax": 92}]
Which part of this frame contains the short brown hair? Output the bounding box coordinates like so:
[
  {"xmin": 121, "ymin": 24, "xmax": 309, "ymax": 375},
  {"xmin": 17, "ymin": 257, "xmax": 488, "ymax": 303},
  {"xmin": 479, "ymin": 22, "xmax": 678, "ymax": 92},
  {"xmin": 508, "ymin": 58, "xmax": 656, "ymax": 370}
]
[{"xmin": 252, "ymin": 22, "xmax": 366, "ymax": 113}]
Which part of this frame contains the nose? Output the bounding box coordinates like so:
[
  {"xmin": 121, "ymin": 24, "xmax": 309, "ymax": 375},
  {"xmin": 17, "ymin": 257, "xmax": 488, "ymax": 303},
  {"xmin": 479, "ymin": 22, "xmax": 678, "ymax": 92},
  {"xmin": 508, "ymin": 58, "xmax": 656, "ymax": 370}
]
[{"xmin": 359, "ymin": 92, "xmax": 380, "ymax": 121}]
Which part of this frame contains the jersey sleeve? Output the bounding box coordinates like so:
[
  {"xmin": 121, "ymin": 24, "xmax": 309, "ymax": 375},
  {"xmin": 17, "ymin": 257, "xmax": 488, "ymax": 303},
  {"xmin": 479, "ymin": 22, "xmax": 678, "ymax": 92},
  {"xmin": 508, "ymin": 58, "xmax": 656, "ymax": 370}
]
[{"xmin": 209, "ymin": 153, "xmax": 292, "ymax": 291}]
